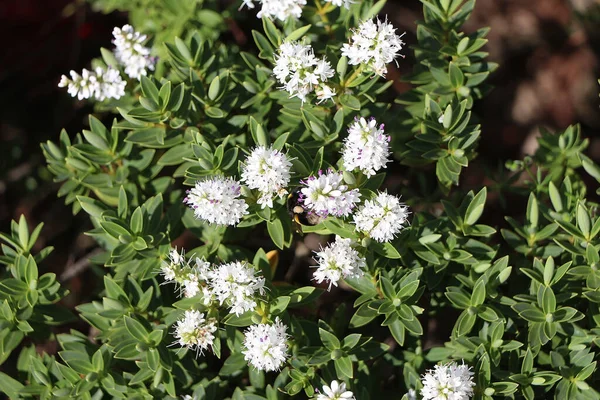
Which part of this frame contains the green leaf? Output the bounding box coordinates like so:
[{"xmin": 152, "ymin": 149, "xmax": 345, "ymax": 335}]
[
  {"xmin": 372, "ymin": 242, "xmax": 402, "ymax": 259},
  {"xmin": 267, "ymin": 219, "xmax": 285, "ymax": 250},
  {"xmin": 286, "ymin": 25, "xmax": 311, "ymax": 42},
  {"xmin": 0, "ymin": 371, "xmax": 24, "ymax": 399},
  {"xmin": 449, "ymin": 62, "xmax": 465, "ymax": 87},
  {"xmin": 471, "ymin": 279, "xmax": 486, "ymax": 306},
  {"xmin": 334, "ymin": 356, "xmax": 353, "ymax": 379},
  {"xmin": 464, "ymin": 188, "xmax": 486, "ymax": 226},
  {"xmin": 208, "ymin": 76, "xmax": 221, "ymax": 101},
  {"xmin": 577, "ymin": 203, "xmax": 591, "ymax": 238},
  {"xmin": 339, "ymin": 94, "xmax": 361, "ymax": 110},
  {"xmin": 219, "ymin": 353, "xmax": 246, "ymax": 376},
  {"xmin": 140, "ymin": 76, "xmax": 160, "ymax": 104},
  {"xmin": 541, "ymin": 287, "xmax": 556, "ymax": 314},
  {"xmin": 319, "ymin": 328, "xmax": 340, "ymax": 350},
  {"xmin": 124, "ymin": 316, "xmax": 149, "ymax": 343}
]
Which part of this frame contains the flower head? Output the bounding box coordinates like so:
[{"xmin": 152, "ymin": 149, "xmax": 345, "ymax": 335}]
[
  {"xmin": 184, "ymin": 177, "xmax": 249, "ymax": 226},
  {"xmin": 273, "ymin": 42, "xmax": 335, "ymax": 102},
  {"xmin": 313, "ymin": 236, "xmax": 366, "ymax": 290},
  {"xmin": 342, "ymin": 117, "xmax": 391, "ymax": 177},
  {"xmin": 173, "ymin": 310, "xmax": 217, "ymax": 355},
  {"xmin": 241, "ymin": 146, "xmax": 293, "ymax": 208},
  {"xmin": 342, "ymin": 17, "xmax": 405, "ymax": 77},
  {"xmin": 112, "ymin": 25, "xmax": 155, "ymax": 79},
  {"xmin": 316, "ymin": 380, "xmax": 356, "ymax": 400},
  {"xmin": 160, "ymin": 249, "xmax": 213, "ymax": 302},
  {"xmin": 353, "ymin": 192, "xmax": 409, "ymax": 242},
  {"xmin": 207, "ymin": 261, "xmax": 265, "ymax": 316},
  {"xmin": 241, "ymin": 0, "xmax": 306, "ymax": 21},
  {"xmin": 242, "ymin": 317, "xmax": 289, "ymax": 371},
  {"xmin": 58, "ymin": 67, "xmax": 126, "ymax": 101},
  {"xmin": 421, "ymin": 361, "xmax": 475, "ymax": 400},
  {"xmin": 300, "ymin": 170, "xmax": 360, "ymax": 218}
]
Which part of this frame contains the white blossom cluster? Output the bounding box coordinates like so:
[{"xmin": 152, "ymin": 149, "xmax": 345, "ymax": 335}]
[
  {"xmin": 112, "ymin": 24, "xmax": 156, "ymax": 79},
  {"xmin": 161, "ymin": 250, "xmax": 265, "ymax": 316},
  {"xmin": 313, "ymin": 236, "xmax": 366, "ymax": 290},
  {"xmin": 58, "ymin": 67, "xmax": 126, "ymax": 101},
  {"xmin": 273, "ymin": 42, "xmax": 335, "ymax": 103},
  {"xmin": 241, "ymin": 146, "xmax": 293, "ymax": 208},
  {"xmin": 421, "ymin": 361, "xmax": 475, "ymax": 400},
  {"xmin": 342, "ymin": 17, "xmax": 405, "ymax": 77},
  {"xmin": 160, "ymin": 248, "xmax": 212, "ymax": 301},
  {"xmin": 300, "ymin": 169, "xmax": 361, "ymax": 218},
  {"xmin": 59, "ymin": 24, "xmax": 156, "ymax": 101},
  {"xmin": 207, "ymin": 261, "xmax": 266, "ymax": 316},
  {"xmin": 354, "ymin": 191, "xmax": 410, "ymax": 243},
  {"xmin": 342, "ymin": 117, "xmax": 391, "ymax": 177},
  {"xmin": 241, "ymin": 0, "xmax": 306, "ymax": 21},
  {"xmin": 316, "ymin": 380, "xmax": 356, "ymax": 400},
  {"xmin": 173, "ymin": 310, "xmax": 217, "ymax": 355},
  {"xmin": 242, "ymin": 317, "xmax": 289, "ymax": 371},
  {"xmin": 184, "ymin": 176, "xmax": 249, "ymax": 226}
]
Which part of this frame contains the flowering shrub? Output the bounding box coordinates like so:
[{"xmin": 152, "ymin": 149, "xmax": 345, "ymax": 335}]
[{"xmin": 1, "ymin": 1, "xmax": 600, "ymax": 400}]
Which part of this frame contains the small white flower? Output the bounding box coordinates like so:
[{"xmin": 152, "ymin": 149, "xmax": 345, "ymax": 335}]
[
  {"xmin": 353, "ymin": 192, "xmax": 409, "ymax": 242},
  {"xmin": 316, "ymin": 84, "xmax": 336, "ymax": 104},
  {"xmin": 342, "ymin": 117, "xmax": 391, "ymax": 177},
  {"xmin": 112, "ymin": 25, "xmax": 156, "ymax": 79},
  {"xmin": 300, "ymin": 170, "xmax": 360, "ymax": 218},
  {"xmin": 242, "ymin": 317, "xmax": 289, "ymax": 371},
  {"xmin": 342, "ymin": 17, "xmax": 405, "ymax": 77},
  {"xmin": 173, "ymin": 310, "xmax": 217, "ymax": 355},
  {"xmin": 241, "ymin": 146, "xmax": 293, "ymax": 208},
  {"xmin": 273, "ymin": 42, "xmax": 335, "ymax": 103},
  {"xmin": 207, "ymin": 261, "xmax": 265, "ymax": 316},
  {"xmin": 407, "ymin": 389, "xmax": 417, "ymax": 400},
  {"xmin": 313, "ymin": 236, "xmax": 366, "ymax": 290},
  {"xmin": 421, "ymin": 361, "xmax": 475, "ymax": 400},
  {"xmin": 58, "ymin": 67, "xmax": 125, "ymax": 101},
  {"xmin": 241, "ymin": 0, "xmax": 306, "ymax": 21},
  {"xmin": 316, "ymin": 380, "xmax": 355, "ymax": 400},
  {"xmin": 184, "ymin": 177, "xmax": 249, "ymax": 226},
  {"xmin": 324, "ymin": 0, "xmax": 352, "ymax": 8},
  {"xmin": 161, "ymin": 248, "xmax": 185, "ymax": 282}
]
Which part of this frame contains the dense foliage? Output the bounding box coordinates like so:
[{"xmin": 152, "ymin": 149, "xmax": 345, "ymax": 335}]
[{"xmin": 1, "ymin": 0, "xmax": 599, "ymax": 399}]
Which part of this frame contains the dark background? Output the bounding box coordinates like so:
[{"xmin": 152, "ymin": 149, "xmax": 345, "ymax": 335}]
[{"xmin": 0, "ymin": 0, "xmax": 599, "ymax": 338}]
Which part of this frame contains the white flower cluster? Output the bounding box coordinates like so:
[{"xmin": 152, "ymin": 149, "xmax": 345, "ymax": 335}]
[
  {"xmin": 313, "ymin": 236, "xmax": 366, "ymax": 290},
  {"xmin": 173, "ymin": 310, "xmax": 217, "ymax": 355},
  {"xmin": 273, "ymin": 42, "xmax": 335, "ymax": 103},
  {"xmin": 112, "ymin": 24, "xmax": 155, "ymax": 80},
  {"xmin": 354, "ymin": 191, "xmax": 409, "ymax": 242},
  {"xmin": 58, "ymin": 67, "xmax": 126, "ymax": 101},
  {"xmin": 241, "ymin": 146, "xmax": 293, "ymax": 208},
  {"xmin": 421, "ymin": 361, "xmax": 475, "ymax": 400},
  {"xmin": 342, "ymin": 17, "xmax": 405, "ymax": 77},
  {"xmin": 161, "ymin": 248, "xmax": 212, "ymax": 301},
  {"xmin": 59, "ymin": 24, "xmax": 156, "ymax": 101},
  {"xmin": 316, "ymin": 380, "xmax": 356, "ymax": 400},
  {"xmin": 300, "ymin": 170, "xmax": 360, "ymax": 218},
  {"xmin": 342, "ymin": 117, "xmax": 391, "ymax": 177},
  {"xmin": 207, "ymin": 261, "xmax": 266, "ymax": 316},
  {"xmin": 184, "ymin": 176, "xmax": 249, "ymax": 226},
  {"xmin": 241, "ymin": 0, "xmax": 306, "ymax": 21},
  {"xmin": 162, "ymin": 250, "xmax": 265, "ymax": 316},
  {"xmin": 242, "ymin": 317, "xmax": 288, "ymax": 371}
]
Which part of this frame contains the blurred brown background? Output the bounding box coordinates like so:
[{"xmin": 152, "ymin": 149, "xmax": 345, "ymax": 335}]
[{"xmin": 0, "ymin": 0, "xmax": 599, "ymax": 304}]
